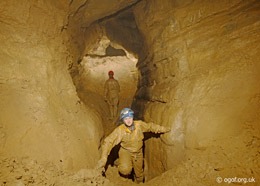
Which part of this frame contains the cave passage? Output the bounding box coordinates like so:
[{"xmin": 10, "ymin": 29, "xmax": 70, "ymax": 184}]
[
  {"xmin": 76, "ymin": 39, "xmax": 139, "ymax": 135},
  {"xmin": 72, "ymin": 8, "xmax": 144, "ymax": 183},
  {"xmin": 1, "ymin": 0, "xmax": 260, "ymax": 186}
]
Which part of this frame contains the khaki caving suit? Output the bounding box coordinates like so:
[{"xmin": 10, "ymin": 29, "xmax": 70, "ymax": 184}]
[
  {"xmin": 98, "ymin": 120, "xmax": 169, "ymax": 183},
  {"xmin": 104, "ymin": 78, "xmax": 120, "ymax": 118}
]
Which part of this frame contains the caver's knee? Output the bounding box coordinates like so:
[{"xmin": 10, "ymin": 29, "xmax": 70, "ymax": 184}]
[{"xmin": 118, "ymin": 164, "xmax": 132, "ymax": 175}]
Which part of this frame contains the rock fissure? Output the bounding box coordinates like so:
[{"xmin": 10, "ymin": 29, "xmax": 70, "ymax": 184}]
[{"xmin": 72, "ymin": 0, "xmax": 90, "ymax": 18}]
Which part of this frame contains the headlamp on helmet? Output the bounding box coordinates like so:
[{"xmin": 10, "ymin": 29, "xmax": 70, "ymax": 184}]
[
  {"xmin": 120, "ymin": 108, "xmax": 134, "ymax": 120},
  {"xmin": 108, "ymin": 71, "xmax": 114, "ymax": 76}
]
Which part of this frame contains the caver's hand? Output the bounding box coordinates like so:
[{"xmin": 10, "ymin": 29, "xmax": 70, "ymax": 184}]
[
  {"xmin": 95, "ymin": 166, "xmax": 105, "ymax": 175},
  {"xmin": 95, "ymin": 158, "xmax": 107, "ymax": 172},
  {"xmin": 160, "ymin": 127, "xmax": 174, "ymax": 146},
  {"xmin": 163, "ymin": 126, "xmax": 171, "ymax": 133}
]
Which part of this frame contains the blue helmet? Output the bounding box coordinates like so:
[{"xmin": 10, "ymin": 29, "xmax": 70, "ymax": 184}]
[{"xmin": 120, "ymin": 108, "xmax": 134, "ymax": 120}]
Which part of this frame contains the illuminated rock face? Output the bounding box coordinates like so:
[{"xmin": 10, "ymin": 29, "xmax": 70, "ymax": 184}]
[
  {"xmin": 133, "ymin": 0, "xmax": 260, "ymax": 181},
  {"xmin": 0, "ymin": 0, "xmax": 102, "ymax": 170}
]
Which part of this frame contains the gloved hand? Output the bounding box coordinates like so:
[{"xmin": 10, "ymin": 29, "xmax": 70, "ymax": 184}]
[
  {"xmin": 95, "ymin": 158, "xmax": 107, "ymax": 171},
  {"xmin": 163, "ymin": 127, "xmax": 171, "ymax": 133},
  {"xmin": 160, "ymin": 127, "xmax": 173, "ymax": 146}
]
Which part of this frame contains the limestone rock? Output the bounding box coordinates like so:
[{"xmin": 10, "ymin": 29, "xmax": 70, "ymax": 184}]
[{"xmin": 133, "ymin": 0, "xmax": 260, "ymax": 181}]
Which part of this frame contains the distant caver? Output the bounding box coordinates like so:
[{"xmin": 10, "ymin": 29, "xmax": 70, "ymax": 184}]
[{"xmin": 104, "ymin": 70, "xmax": 120, "ymax": 119}]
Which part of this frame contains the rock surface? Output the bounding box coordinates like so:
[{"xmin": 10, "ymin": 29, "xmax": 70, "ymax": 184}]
[
  {"xmin": 0, "ymin": 0, "xmax": 106, "ymax": 172},
  {"xmin": 133, "ymin": 0, "xmax": 260, "ymax": 181}
]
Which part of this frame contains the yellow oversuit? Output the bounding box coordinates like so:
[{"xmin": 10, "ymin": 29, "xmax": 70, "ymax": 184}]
[
  {"xmin": 104, "ymin": 78, "xmax": 120, "ymax": 118},
  {"xmin": 97, "ymin": 120, "xmax": 170, "ymax": 183}
]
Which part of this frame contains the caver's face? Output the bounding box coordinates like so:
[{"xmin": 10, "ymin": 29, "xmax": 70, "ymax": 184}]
[
  {"xmin": 109, "ymin": 73, "xmax": 113, "ymax": 78},
  {"xmin": 124, "ymin": 117, "xmax": 133, "ymax": 127}
]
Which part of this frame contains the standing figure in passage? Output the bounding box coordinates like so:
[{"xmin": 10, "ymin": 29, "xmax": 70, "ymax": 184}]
[
  {"xmin": 104, "ymin": 71, "xmax": 120, "ymax": 119},
  {"xmin": 96, "ymin": 108, "xmax": 171, "ymax": 183}
]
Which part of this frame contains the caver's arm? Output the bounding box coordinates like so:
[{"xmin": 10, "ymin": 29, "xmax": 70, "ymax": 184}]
[
  {"xmin": 138, "ymin": 120, "xmax": 171, "ymax": 133},
  {"xmin": 96, "ymin": 127, "xmax": 123, "ymax": 169}
]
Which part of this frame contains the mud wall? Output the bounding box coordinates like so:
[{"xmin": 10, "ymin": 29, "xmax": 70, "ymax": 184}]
[
  {"xmin": 0, "ymin": 0, "xmax": 104, "ymax": 171},
  {"xmin": 133, "ymin": 0, "xmax": 260, "ymax": 180}
]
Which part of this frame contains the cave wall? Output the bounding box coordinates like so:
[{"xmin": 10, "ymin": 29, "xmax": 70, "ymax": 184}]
[
  {"xmin": 104, "ymin": 9, "xmax": 144, "ymax": 58},
  {"xmin": 67, "ymin": 0, "xmax": 140, "ymax": 77},
  {"xmin": 0, "ymin": 0, "xmax": 104, "ymax": 170},
  {"xmin": 133, "ymin": 0, "xmax": 260, "ymax": 179}
]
